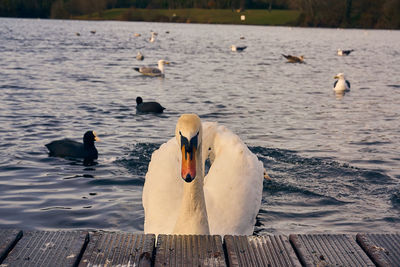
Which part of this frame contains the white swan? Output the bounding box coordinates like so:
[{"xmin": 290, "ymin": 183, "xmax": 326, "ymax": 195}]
[{"xmin": 142, "ymin": 114, "xmax": 265, "ymax": 236}]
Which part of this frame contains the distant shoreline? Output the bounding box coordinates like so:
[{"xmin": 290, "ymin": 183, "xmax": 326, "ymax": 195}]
[
  {"xmin": 71, "ymin": 8, "xmax": 300, "ymax": 27},
  {"xmin": 2, "ymin": 7, "xmax": 399, "ymax": 29}
]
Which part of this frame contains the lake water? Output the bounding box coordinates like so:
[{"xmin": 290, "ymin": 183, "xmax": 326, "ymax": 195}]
[{"xmin": 0, "ymin": 18, "xmax": 399, "ymax": 235}]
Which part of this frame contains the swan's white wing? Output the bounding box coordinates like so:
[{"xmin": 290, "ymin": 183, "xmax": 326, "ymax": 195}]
[
  {"xmin": 203, "ymin": 123, "xmax": 264, "ymax": 236},
  {"xmin": 142, "ymin": 138, "xmax": 183, "ymax": 235},
  {"xmin": 202, "ymin": 122, "xmax": 218, "ymax": 164}
]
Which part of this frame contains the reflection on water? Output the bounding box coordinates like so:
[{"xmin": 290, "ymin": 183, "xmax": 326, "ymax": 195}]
[
  {"xmin": 334, "ymin": 90, "xmax": 346, "ymax": 99},
  {"xmin": 0, "ymin": 18, "xmax": 399, "ymax": 234}
]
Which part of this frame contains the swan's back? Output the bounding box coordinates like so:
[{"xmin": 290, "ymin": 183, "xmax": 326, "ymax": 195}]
[{"xmin": 202, "ymin": 123, "xmax": 264, "ymax": 235}]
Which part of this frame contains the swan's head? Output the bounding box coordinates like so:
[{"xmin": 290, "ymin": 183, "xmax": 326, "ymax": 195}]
[
  {"xmin": 334, "ymin": 73, "xmax": 345, "ymax": 79},
  {"xmin": 175, "ymin": 114, "xmax": 202, "ymax": 183}
]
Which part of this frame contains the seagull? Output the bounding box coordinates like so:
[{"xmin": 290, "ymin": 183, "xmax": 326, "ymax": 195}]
[
  {"xmin": 149, "ymin": 32, "xmax": 157, "ymax": 43},
  {"xmin": 282, "ymin": 54, "xmax": 305, "ymax": 63},
  {"xmin": 333, "ymin": 73, "xmax": 351, "ymax": 92},
  {"xmin": 136, "ymin": 51, "xmax": 144, "ymax": 61},
  {"xmin": 134, "ymin": 60, "xmax": 170, "ymax": 77},
  {"xmin": 337, "ymin": 49, "xmax": 354, "ymax": 56},
  {"xmin": 231, "ymin": 45, "xmax": 247, "ymax": 52}
]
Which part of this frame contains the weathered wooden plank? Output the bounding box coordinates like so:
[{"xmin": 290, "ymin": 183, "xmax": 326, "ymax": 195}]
[
  {"xmin": 224, "ymin": 235, "xmax": 301, "ymax": 267},
  {"xmin": 1, "ymin": 230, "xmax": 88, "ymax": 267},
  {"xmin": 155, "ymin": 234, "xmax": 226, "ymax": 267},
  {"xmin": 79, "ymin": 231, "xmax": 155, "ymax": 267},
  {"xmin": 289, "ymin": 234, "xmax": 375, "ymax": 267},
  {"xmin": 356, "ymin": 233, "xmax": 400, "ymax": 267},
  {"xmin": 0, "ymin": 229, "xmax": 23, "ymax": 264}
]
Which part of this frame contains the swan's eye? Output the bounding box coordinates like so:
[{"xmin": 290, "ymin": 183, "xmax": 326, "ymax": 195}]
[
  {"xmin": 190, "ymin": 132, "xmax": 199, "ymax": 151},
  {"xmin": 180, "ymin": 134, "xmax": 189, "ymax": 151}
]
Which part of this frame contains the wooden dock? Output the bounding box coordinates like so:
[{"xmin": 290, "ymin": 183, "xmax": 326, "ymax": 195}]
[{"xmin": 0, "ymin": 229, "xmax": 399, "ymax": 266}]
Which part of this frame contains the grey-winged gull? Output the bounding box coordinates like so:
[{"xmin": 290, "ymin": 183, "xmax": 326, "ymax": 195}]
[
  {"xmin": 231, "ymin": 45, "xmax": 247, "ymax": 52},
  {"xmin": 149, "ymin": 32, "xmax": 157, "ymax": 43},
  {"xmin": 282, "ymin": 54, "xmax": 305, "ymax": 63},
  {"xmin": 134, "ymin": 60, "xmax": 170, "ymax": 77},
  {"xmin": 333, "ymin": 73, "xmax": 351, "ymax": 91},
  {"xmin": 136, "ymin": 51, "xmax": 144, "ymax": 61},
  {"xmin": 337, "ymin": 49, "xmax": 354, "ymax": 56}
]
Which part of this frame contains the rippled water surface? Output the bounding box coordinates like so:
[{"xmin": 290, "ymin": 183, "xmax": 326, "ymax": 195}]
[{"xmin": 1, "ymin": 18, "xmax": 399, "ymax": 234}]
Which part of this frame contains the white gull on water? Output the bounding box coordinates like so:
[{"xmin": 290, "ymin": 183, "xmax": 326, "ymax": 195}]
[
  {"xmin": 333, "ymin": 73, "xmax": 351, "ymax": 92},
  {"xmin": 337, "ymin": 49, "xmax": 354, "ymax": 56},
  {"xmin": 136, "ymin": 51, "xmax": 144, "ymax": 61},
  {"xmin": 231, "ymin": 45, "xmax": 247, "ymax": 52},
  {"xmin": 134, "ymin": 60, "xmax": 169, "ymax": 77},
  {"xmin": 149, "ymin": 31, "xmax": 157, "ymax": 43}
]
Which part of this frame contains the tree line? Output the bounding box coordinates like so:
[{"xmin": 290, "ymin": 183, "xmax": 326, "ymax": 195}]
[
  {"xmin": 291, "ymin": 0, "xmax": 400, "ymax": 28},
  {"xmin": 0, "ymin": 0, "xmax": 399, "ymax": 28}
]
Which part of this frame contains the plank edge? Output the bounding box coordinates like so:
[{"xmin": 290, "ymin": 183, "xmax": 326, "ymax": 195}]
[
  {"xmin": 356, "ymin": 233, "xmax": 391, "ymax": 267},
  {"xmin": 0, "ymin": 230, "xmax": 23, "ymax": 264},
  {"xmin": 73, "ymin": 231, "xmax": 90, "ymax": 267}
]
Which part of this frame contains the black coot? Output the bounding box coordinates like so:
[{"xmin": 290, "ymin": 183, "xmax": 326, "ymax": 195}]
[
  {"xmin": 136, "ymin": 97, "xmax": 165, "ymax": 113},
  {"xmin": 45, "ymin": 131, "xmax": 99, "ymax": 164}
]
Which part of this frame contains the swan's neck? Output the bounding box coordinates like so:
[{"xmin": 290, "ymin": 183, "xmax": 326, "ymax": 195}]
[{"xmin": 173, "ymin": 151, "xmax": 210, "ymax": 235}]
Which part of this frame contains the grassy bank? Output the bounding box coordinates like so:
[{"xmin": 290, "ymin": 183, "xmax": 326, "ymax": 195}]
[{"xmin": 74, "ymin": 8, "xmax": 300, "ymax": 26}]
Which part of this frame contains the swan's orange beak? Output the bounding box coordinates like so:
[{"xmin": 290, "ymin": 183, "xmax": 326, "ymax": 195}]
[{"xmin": 181, "ymin": 145, "xmax": 196, "ymax": 183}]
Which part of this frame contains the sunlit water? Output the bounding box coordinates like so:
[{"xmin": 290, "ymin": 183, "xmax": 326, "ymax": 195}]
[{"xmin": 0, "ymin": 18, "xmax": 399, "ymax": 234}]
